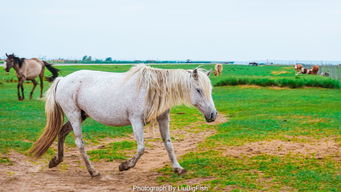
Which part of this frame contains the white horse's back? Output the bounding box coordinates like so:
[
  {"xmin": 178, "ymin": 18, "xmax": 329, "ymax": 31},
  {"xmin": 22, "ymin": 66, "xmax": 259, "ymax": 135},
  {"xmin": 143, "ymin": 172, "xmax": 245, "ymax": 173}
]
[{"xmin": 56, "ymin": 70, "xmax": 144, "ymax": 126}]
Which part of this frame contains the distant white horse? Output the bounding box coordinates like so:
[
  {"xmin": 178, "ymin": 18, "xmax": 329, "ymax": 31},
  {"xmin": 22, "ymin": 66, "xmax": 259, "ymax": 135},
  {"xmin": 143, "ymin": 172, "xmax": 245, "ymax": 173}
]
[{"xmin": 30, "ymin": 65, "xmax": 217, "ymax": 177}]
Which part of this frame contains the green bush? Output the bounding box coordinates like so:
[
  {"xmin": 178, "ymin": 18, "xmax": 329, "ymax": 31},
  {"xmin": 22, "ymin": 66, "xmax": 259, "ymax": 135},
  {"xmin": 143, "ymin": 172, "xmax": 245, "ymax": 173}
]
[{"xmin": 215, "ymin": 76, "xmax": 340, "ymax": 89}]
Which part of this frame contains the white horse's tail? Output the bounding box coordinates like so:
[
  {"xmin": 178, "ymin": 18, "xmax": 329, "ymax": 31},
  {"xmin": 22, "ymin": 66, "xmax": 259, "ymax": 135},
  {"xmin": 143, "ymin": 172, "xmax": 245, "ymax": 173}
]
[{"xmin": 29, "ymin": 77, "xmax": 64, "ymax": 158}]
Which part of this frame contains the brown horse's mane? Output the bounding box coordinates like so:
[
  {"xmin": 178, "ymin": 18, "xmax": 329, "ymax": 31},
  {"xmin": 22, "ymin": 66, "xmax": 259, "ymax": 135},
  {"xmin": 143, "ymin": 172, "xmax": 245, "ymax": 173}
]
[{"xmin": 8, "ymin": 54, "xmax": 25, "ymax": 68}]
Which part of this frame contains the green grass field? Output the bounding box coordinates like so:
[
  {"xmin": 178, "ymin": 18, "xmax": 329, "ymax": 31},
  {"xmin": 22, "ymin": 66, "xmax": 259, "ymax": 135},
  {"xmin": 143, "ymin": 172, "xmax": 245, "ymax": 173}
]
[
  {"xmin": 0, "ymin": 64, "xmax": 340, "ymax": 191},
  {"xmin": 1, "ymin": 64, "xmax": 340, "ymax": 88}
]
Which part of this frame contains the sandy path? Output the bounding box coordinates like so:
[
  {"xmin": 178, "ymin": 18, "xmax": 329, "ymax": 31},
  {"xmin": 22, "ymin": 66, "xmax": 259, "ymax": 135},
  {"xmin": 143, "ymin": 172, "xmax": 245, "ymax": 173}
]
[{"xmin": 0, "ymin": 114, "xmax": 227, "ymax": 192}]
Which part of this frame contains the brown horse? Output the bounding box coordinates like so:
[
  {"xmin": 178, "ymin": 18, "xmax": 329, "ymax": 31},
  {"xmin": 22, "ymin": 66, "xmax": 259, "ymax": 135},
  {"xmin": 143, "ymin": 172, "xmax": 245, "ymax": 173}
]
[
  {"xmin": 4, "ymin": 53, "xmax": 59, "ymax": 101},
  {"xmin": 214, "ymin": 64, "xmax": 223, "ymax": 76}
]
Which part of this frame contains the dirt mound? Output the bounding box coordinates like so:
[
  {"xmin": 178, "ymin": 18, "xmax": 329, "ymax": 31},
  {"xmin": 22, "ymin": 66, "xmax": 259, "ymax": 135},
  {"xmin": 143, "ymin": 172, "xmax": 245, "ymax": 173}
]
[{"xmin": 0, "ymin": 114, "xmax": 228, "ymax": 192}]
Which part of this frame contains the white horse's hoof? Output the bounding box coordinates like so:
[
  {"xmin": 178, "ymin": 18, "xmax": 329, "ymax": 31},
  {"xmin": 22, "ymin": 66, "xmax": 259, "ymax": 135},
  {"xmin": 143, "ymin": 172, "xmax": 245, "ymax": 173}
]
[
  {"xmin": 174, "ymin": 168, "xmax": 187, "ymax": 175},
  {"xmin": 90, "ymin": 170, "xmax": 101, "ymax": 177},
  {"xmin": 119, "ymin": 161, "xmax": 131, "ymax": 171}
]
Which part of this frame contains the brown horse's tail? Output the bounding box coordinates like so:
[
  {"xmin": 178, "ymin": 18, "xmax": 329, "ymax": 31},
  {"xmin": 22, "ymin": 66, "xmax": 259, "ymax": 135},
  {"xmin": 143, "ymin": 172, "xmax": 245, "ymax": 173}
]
[
  {"xmin": 29, "ymin": 78, "xmax": 64, "ymax": 158},
  {"xmin": 44, "ymin": 61, "xmax": 59, "ymax": 82}
]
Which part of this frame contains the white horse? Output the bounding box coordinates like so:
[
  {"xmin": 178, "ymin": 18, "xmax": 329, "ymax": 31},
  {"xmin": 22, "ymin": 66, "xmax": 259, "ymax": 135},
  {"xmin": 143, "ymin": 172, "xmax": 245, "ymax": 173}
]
[{"xmin": 29, "ymin": 65, "xmax": 217, "ymax": 177}]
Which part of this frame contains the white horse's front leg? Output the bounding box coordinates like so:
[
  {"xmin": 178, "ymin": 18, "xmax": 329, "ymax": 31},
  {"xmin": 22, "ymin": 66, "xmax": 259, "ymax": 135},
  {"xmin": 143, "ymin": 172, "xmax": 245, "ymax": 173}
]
[
  {"xmin": 119, "ymin": 118, "xmax": 145, "ymax": 171},
  {"xmin": 69, "ymin": 112, "xmax": 99, "ymax": 177},
  {"xmin": 157, "ymin": 110, "xmax": 186, "ymax": 175}
]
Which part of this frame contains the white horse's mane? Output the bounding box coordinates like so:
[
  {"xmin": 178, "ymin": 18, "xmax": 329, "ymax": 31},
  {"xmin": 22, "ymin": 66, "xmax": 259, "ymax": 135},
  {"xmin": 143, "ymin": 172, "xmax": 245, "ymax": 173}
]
[{"xmin": 126, "ymin": 64, "xmax": 212, "ymax": 122}]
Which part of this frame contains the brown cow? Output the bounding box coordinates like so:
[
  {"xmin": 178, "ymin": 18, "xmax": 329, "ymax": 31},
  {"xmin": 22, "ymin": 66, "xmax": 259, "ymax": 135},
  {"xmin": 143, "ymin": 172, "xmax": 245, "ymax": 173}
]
[
  {"xmin": 294, "ymin": 64, "xmax": 303, "ymax": 72},
  {"xmin": 311, "ymin": 65, "xmax": 319, "ymax": 74},
  {"xmin": 296, "ymin": 65, "xmax": 319, "ymax": 75}
]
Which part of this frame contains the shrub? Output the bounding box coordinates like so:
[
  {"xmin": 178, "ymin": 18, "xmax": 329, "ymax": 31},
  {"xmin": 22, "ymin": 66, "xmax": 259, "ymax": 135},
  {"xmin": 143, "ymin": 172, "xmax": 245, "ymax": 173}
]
[{"xmin": 215, "ymin": 76, "xmax": 340, "ymax": 89}]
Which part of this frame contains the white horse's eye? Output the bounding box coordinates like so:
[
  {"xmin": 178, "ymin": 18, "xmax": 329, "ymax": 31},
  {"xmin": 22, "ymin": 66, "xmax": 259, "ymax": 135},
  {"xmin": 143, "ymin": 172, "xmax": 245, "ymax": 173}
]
[{"xmin": 196, "ymin": 89, "xmax": 202, "ymax": 95}]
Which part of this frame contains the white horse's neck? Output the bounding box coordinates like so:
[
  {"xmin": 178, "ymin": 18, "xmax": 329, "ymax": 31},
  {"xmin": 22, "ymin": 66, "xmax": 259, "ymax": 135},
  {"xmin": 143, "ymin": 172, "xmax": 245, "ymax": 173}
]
[{"xmin": 131, "ymin": 66, "xmax": 192, "ymax": 121}]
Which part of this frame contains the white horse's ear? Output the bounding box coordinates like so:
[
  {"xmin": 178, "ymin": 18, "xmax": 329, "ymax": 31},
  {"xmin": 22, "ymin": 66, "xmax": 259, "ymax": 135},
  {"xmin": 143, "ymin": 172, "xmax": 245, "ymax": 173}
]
[
  {"xmin": 193, "ymin": 69, "xmax": 198, "ymax": 80},
  {"xmin": 206, "ymin": 69, "xmax": 212, "ymax": 76}
]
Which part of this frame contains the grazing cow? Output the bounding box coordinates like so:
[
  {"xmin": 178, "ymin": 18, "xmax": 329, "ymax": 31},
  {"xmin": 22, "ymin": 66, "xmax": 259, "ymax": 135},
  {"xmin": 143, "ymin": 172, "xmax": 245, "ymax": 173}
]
[
  {"xmin": 321, "ymin": 72, "xmax": 330, "ymax": 77},
  {"xmin": 311, "ymin": 65, "xmax": 319, "ymax": 74},
  {"xmin": 296, "ymin": 65, "xmax": 319, "ymax": 75},
  {"xmin": 294, "ymin": 64, "xmax": 303, "ymax": 72},
  {"xmin": 214, "ymin": 64, "xmax": 223, "ymax": 76}
]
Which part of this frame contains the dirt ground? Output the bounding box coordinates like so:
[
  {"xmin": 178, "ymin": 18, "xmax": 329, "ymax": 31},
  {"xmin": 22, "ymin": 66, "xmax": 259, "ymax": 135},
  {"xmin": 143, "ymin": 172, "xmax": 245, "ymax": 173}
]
[
  {"xmin": 0, "ymin": 114, "xmax": 228, "ymax": 192},
  {"xmin": 224, "ymin": 137, "xmax": 341, "ymax": 160}
]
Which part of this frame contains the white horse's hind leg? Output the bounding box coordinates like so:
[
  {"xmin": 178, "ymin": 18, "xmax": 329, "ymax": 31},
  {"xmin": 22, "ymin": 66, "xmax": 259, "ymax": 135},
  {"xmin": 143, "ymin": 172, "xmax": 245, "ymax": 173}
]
[
  {"xmin": 119, "ymin": 118, "xmax": 145, "ymax": 171},
  {"xmin": 157, "ymin": 110, "xmax": 186, "ymax": 175},
  {"xmin": 48, "ymin": 121, "xmax": 73, "ymax": 168},
  {"xmin": 67, "ymin": 111, "xmax": 100, "ymax": 177}
]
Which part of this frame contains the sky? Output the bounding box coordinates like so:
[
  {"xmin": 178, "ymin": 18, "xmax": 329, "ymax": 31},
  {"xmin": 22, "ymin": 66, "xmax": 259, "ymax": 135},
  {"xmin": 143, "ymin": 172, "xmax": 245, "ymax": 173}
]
[{"xmin": 1, "ymin": 0, "xmax": 341, "ymax": 61}]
